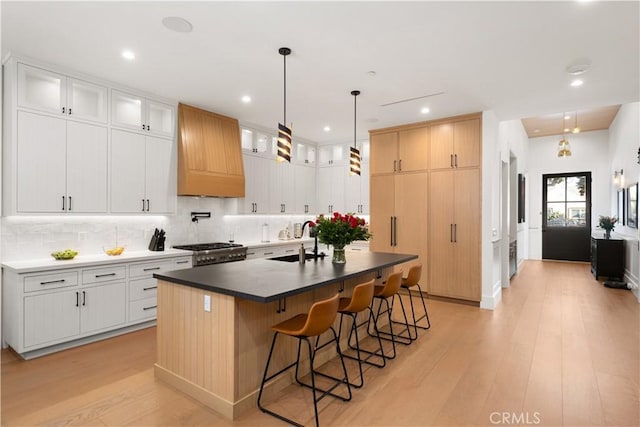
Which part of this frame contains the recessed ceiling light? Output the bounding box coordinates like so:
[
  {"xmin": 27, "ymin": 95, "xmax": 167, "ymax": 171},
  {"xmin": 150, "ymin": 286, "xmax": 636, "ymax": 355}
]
[
  {"xmin": 564, "ymin": 128, "xmax": 571, "ymax": 132},
  {"xmin": 572, "ymin": 127, "xmax": 581, "ymax": 134},
  {"xmin": 241, "ymin": 95, "xmax": 251, "ymax": 103},
  {"xmin": 122, "ymin": 50, "xmax": 135, "ymax": 60},
  {"xmin": 570, "ymin": 79, "xmax": 584, "ymax": 87},
  {"xmin": 533, "ymin": 129, "xmax": 540, "ymax": 133},
  {"xmin": 323, "ymin": 126, "xmax": 331, "ymax": 132},
  {"xmin": 421, "ymin": 107, "xmax": 430, "ymax": 114},
  {"xmin": 564, "ymin": 115, "xmax": 571, "ymax": 120},
  {"xmin": 367, "ymin": 71, "xmax": 377, "ymax": 78},
  {"xmin": 162, "ymin": 16, "xmax": 193, "ymax": 33},
  {"xmin": 566, "ymin": 59, "xmax": 591, "ymax": 75}
]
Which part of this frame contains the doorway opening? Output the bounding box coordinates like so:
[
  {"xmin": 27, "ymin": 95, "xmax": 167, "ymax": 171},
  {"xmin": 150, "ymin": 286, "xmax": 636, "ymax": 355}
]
[{"xmin": 542, "ymin": 172, "xmax": 592, "ymax": 262}]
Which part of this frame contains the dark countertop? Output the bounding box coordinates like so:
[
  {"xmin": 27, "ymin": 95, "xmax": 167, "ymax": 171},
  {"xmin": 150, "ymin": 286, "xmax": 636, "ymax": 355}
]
[{"xmin": 154, "ymin": 251, "xmax": 417, "ymax": 303}]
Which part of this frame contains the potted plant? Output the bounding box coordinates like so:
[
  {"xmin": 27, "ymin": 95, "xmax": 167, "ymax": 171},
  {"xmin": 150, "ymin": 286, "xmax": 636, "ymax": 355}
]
[
  {"xmin": 598, "ymin": 215, "xmax": 618, "ymax": 239},
  {"xmin": 310, "ymin": 212, "xmax": 371, "ymax": 263}
]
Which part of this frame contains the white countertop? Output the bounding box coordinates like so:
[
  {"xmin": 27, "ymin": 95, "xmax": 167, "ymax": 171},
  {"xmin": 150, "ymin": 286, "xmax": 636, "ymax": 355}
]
[{"xmin": 2, "ymin": 248, "xmax": 193, "ymax": 274}]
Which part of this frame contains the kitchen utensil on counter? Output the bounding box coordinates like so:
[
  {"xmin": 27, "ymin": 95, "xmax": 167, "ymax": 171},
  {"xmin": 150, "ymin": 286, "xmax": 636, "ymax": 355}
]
[
  {"xmin": 149, "ymin": 228, "xmax": 166, "ymax": 251},
  {"xmin": 293, "ymin": 223, "xmax": 302, "ymax": 238},
  {"xmin": 278, "ymin": 229, "xmax": 291, "ymax": 240}
]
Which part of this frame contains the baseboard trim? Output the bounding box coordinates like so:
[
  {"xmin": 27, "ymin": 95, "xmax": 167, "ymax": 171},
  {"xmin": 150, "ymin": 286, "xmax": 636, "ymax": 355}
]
[{"xmin": 480, "ymin": 281, "xmax": 502, "ymax": 310}]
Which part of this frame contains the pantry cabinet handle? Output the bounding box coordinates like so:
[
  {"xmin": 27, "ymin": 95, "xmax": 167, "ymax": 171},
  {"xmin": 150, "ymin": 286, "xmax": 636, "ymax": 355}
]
[
  {"xmin": 143, "ymin": 305, "xmax": 157, "ymax": 311},
  {"xmin": 454, "ymin": 154, "xmax": 458, "ymax": 167},
  {"xmin": 394, "ymin": 216, "xmax": 398, "ymax": 246},
  {"xmin": 393, "ymin": 160, "xmax": 397, "ymax": 172},
  {"xmin": 390, "ymin": 216, "xmax": 394, "ymax": 246},
  {"xmin": 143, "ymin": 286, "xmax": 157, "ymax": 291},
  {"xmin": 454, "ymin": 223, "xmax": 457, "ymax": 242},
  {"xmin": 82, "ymin": 291, "xmax": 86, "ymax": 306},
  {"xmin": 62, "ymin": 196, "xmax": 66, "ymax": 211},
  {"xmin": 146, "ymin": 199, "xmax": 150, "ymax": 212},
  {"xmin": 143, "ymin": 267, "xmax": 161, "ymax": 271},
  {"xmin": 76, "ymin": 291, "xmax": 79, "ymax": 307},
  {"xmin": 450, "ymin": 224, "xmax": 453, "ymax": 242},
  {"xmin": 399, "ymin": 159, "xmax": 402, "ymax": 171},
  {"xmin": 41, "ymin": 279, "xmax": 65, "ymax": 285},
  {"xmin": 68, "ymin": 196, "xmax": 72, "ymax": 211},
  {"xmin": 450, "ymin": 154, "xmax": 454, "ymax": 168},
  {"xmin": 142, "ymin": 199, "xmax": 145, "ymax": 212},
  {"xmin": 95, "ymin": 273, "xmax": 116, "ymax": 278}
]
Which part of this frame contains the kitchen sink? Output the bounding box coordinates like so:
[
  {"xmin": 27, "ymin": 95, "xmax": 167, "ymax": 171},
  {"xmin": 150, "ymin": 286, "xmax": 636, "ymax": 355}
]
[{"xmin": 268, "ymin": 253, "xmax": 325, "ymax": 262}]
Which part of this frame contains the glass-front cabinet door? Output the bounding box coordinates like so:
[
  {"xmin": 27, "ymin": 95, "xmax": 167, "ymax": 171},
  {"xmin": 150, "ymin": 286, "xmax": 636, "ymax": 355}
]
[
  {"xmin": 111, "ymin": 89, "xmax": 144, "ymax": 132},
  {"xmin": 67, "ymin": 78, "xmax": 108, "ymax": 123},
  {"xmin": 147, "ymin": 100, "xmax": 175, "ymax": 138},
  {"xmin": 17, "ymin": 63, "xmax": 66, "ymax": 115}
]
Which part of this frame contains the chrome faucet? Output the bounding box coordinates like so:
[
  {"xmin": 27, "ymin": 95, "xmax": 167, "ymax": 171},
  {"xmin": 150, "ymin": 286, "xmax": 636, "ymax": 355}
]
[{"xmin": 301, "ymin": 221, "xmax": 324, "ymax": 260}]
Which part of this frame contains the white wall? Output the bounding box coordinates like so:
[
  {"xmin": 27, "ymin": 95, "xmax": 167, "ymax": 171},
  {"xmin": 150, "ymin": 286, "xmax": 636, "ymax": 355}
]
[
  {"xmin": 527, "ymin": 129, "xmax": 611, "ymax": 259},
  {"xmin": 481, "ymin": 111, "xmax": 502, "ymax": 309},
  {"xmin": 499, "ymin": 119, "xmax": 530, "ymax": 264},
  {"xmin": 608, "ymin": 102, "xmax": 640, "ymax": 300}
]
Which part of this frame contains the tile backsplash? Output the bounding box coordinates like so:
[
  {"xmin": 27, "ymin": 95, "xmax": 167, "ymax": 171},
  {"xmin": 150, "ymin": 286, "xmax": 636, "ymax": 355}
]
[{"xmin": 1, "ymin": 197, "xmax": 317, "ymax": 262}]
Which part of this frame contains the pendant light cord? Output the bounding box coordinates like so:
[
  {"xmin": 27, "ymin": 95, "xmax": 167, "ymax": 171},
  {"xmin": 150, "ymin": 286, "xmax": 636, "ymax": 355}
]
[
  {"xmin": 351, "ymin": 90, "xmax": 360, "ymax": 149},
  {"xmin": 283, "ymin": 53, "xmax": 287, "ymax": 126}
]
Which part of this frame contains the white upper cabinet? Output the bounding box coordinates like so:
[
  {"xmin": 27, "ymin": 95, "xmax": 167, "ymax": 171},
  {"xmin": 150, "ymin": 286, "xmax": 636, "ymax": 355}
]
[
  {"xmin": 110, "ymin": 129, "xmax": 176, "ymax": 214},
  {"xmin": 111, "ymin": 89, "xmax": 175, "ymax": 138},
  {"xmin": 294, "ymin": 141, "xmax": 316, "ymax": 165},
  {"xmin": 269, "ymin": 161, "xmax": 295, "ymax": 213},
  {"xmin": 17, "ymin": 63, "xmax": 107, "ymax": 124},
  {"xmin": 241, "ymin": 128, "xmax": 275, "ymax": 158},
  {"xmin": 16, "ymin": 111, "xmax": 108, "ymax": 213},
  {"xmin": 318, "ymin": 143, "xmax": 346, "ymax": 166},
  {"xmin": 294, "ymin": 164, "xmax": 316, "ymax": 214},
  {"xmin": 345, "ymin": 162, "xmax": 369, "ymax": 214}
]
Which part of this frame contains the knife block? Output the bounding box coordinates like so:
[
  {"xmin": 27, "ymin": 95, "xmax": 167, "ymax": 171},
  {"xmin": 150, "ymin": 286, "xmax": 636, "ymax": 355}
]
[{"xmin": 149, "ymin": 235, "xmax": 165, "ymax": 251}]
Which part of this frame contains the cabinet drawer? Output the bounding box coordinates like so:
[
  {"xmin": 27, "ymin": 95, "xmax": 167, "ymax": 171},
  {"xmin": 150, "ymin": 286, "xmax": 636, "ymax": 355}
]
[
  {"xmin": 129, "ymin": 297, "xmax": 157, "ymax": 322},
  {"xmin": 129, "ymin": 278, "xmax": 157, "ymax": 301},
  {"xmin": 82, "ymin": 265, "xmax": 126, "ymax": 285},
  {"xmin": 24, "ymin": 271, "xmax": 78, "ymax": 293},
  {"xmin": 173, "ymin": 257, "xmax": 192, "ymax": 269},
  {"xmin": 129, "ymin": 260, "xmax": 172, "ymax": 278}
]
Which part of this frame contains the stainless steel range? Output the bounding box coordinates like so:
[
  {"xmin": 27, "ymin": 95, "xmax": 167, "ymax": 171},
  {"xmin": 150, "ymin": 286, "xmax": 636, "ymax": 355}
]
[{"xmin": 173, "ymin": 243, "xmax": 247, "ymax": 266}]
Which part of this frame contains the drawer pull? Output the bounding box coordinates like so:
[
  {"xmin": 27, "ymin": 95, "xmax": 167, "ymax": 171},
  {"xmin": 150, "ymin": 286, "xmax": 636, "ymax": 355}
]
[
  {"xmin": 143, "ymin": 286, "xmax": 157, "ymax": 291},
  {"xmin": 143, "ymin": 305, "xmax": 157, "ymax": 311},
  {"xmin": 176, "ymin": 260, "xmax": 189, "ymax": 264},
  {"xmin": 285, "ymin": 249, "xmax": 294, "ymax": 253},
  {"xmin": 143, "ymin": 267, "xmax": 161, "ymax": 271},
  {"xmin": 40, "ymin": 279, "xmax": 65, "ymax": 285},
  {"xmin": 95, "ymin": 273, "xmax": 117, "ymax": 278},
  {"xmin": 263, "ymin": 252, "xmax": 274, "ymax": 255}
]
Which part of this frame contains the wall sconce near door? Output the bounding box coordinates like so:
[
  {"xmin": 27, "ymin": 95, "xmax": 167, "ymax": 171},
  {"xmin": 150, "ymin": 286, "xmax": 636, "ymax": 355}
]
[
  {"xmin": 349, "ymin": 90, "xmax": 361, "ymax": 176},
  {"xmin": 276, "ymin": 47, "xmax": 292, "ymax": 163},
  {"xmin": 614, "ymin": 169, "xmax": 624, "ymax": 188}
]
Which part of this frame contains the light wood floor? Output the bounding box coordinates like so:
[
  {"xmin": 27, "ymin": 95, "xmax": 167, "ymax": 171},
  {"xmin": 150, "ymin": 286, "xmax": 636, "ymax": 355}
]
[{"xmin": 2, "ymin": 260, "xmax": 638, "ymax": 426}]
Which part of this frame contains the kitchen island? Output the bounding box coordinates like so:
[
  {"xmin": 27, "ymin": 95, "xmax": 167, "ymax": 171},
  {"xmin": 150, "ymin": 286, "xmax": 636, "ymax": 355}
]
[{"xmin": 153, "ymin": 251, "xmax": 417, "ymax": 420}]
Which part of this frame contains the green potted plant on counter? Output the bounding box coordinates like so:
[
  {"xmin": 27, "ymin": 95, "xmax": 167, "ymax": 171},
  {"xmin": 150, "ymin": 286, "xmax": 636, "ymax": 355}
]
[
  {"xmin": 311, "ymin": 212, "xmax": 371, "ymax": 264},
  {"xmin": 598, "ymin": 215, "xmax": 618, "ymax": 240}
]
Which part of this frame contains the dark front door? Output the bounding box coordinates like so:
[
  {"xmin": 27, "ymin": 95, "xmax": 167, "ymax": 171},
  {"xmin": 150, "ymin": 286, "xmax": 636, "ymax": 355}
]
[{"xmin": 542, "ymin": 172, "xmax": 592, "ymax": 261}]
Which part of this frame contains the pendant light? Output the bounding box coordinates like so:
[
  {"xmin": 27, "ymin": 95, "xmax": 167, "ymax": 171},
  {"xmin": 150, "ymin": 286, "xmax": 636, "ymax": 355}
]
[
  {"xmin": 572, "ymin": 111, "xmax": 581, "ymax": 134},
  {"xmin": 276, "ymin": 47, "xmax": 292, "ymax": 163},
  {"xmin": 349, "ymin": 90, "xmax": 361, "ymax": 176},
  {"xmin": 557, "ymin": 112, "xmax": 572, "ymax": 158}
]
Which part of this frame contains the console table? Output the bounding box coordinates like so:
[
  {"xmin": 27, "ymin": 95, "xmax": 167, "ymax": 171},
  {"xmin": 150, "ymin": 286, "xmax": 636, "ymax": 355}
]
[{"xmin": 590, "ymin": 237, "xmax": 625, "ymax": 279}]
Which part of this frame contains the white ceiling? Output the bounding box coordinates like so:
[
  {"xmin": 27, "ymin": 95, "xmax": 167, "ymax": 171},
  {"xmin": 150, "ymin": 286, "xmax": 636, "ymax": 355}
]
[{"xmin": 2, "ymin": 1, "xmax": 638, "ymax": 144}]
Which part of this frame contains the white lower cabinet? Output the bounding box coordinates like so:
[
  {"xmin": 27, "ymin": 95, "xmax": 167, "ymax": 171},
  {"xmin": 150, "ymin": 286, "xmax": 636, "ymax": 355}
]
[{"xmin": 3, "ymin": 253, "xmax": 192, "ymax": 359}]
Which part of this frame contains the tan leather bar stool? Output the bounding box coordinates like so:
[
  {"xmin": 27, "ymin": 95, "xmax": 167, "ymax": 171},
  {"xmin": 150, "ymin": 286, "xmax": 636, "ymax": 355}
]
[
  {"xmin": 257, "ymin": 293, "xmax": 352, "ymax": 427},
  {"xmin": 336, "ymin": 278, "xmax": 386, "ymax": 388},
  {"xmin": 394, "ymin": 264, "xmax": 431, "ymax": 341},
  {"xmin": 367, "ymin": 271, "xmax": 411, "ymax": 359}
]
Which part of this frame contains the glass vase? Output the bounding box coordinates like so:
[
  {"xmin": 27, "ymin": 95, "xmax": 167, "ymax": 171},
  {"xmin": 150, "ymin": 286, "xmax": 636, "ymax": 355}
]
[
  {"xmin": 332, "ymin": 244, "xmax": 346, "ymax": 264},
  {"xmin": 605, "ymin": 230, "xmax": 611, "ymax": 239}
]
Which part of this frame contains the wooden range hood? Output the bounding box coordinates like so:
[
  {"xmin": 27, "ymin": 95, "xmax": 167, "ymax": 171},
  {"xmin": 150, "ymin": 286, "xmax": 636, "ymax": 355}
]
[{"xmin": 177, "ymin": 103, "xmax": 245, "ymax": 197}]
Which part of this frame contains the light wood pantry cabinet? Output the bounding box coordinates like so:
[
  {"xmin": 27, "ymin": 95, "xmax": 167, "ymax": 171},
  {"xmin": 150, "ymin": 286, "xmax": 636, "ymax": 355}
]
[
  {"xmin": 430, "ymin": 118, "xmax": 481, "ymax": 169},
  {"xmin": 369, "ymin": 172, "xmax": 427, "ymax": 270},
  {"xmin": 370, "ymin": 112, "xmax": 482, "ymax": 302},
  {"xmin": 177, "ymin": 103, "xmax": 244, "ymax": 197},
  {"xmin": 16, "ymin": 111, "xmax": 108, "ymax": 213},
  {"xmin": 18, "ymin": 62, "xmax": 108, "ymax": 124},
  {"xmin": 429, "ymin": 169, "xmax": 481, "ymax": 301},
  {"xmin": 369, "ymin": 127, "xmax": 429, "ymax": 175},
  {"xmin": 2, "ymin": 253, "xmax": 192, "ymax": 359},
  {"xmin": 111, "ymin": 89, "xmax": 175, "ymax": 138},
  {"xmin": 111, "ymin": 129, "xmax": 176, "ymax": 214}
]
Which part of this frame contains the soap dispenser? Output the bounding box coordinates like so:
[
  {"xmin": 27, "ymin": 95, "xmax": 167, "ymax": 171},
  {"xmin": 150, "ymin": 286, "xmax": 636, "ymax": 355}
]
[{"xmin": 299, "ymin": 243, "xmax": 306, "ymax": 264}]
